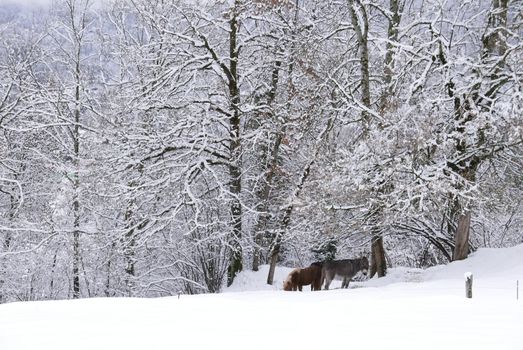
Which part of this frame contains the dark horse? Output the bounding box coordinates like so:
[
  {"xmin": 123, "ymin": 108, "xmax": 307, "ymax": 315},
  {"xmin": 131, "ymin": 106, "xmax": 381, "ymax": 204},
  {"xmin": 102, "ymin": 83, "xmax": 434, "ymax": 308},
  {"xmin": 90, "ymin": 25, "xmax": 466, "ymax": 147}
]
[{"xmin": 321, "ymin": 257, "xmax": 369, "ymax": 290}]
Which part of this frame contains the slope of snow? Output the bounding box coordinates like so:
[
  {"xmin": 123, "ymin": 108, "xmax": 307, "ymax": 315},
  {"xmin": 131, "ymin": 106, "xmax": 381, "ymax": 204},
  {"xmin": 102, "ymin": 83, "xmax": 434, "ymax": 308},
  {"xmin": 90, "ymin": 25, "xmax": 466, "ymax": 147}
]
[
  {"xmin": 224, "ymin": 264, "xmax": 292, "ymax": 292},
  {"xmin": 1, "ymin": 245, "xmax": 522, "ymax": 350}
]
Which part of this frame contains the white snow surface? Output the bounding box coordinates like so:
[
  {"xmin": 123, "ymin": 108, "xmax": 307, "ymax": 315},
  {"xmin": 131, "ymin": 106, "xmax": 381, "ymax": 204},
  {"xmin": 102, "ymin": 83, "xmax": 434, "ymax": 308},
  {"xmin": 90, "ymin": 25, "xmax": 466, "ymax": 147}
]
[{"xmin": 2, "ymin": 245, "xmax": 523, "ymax": 350}]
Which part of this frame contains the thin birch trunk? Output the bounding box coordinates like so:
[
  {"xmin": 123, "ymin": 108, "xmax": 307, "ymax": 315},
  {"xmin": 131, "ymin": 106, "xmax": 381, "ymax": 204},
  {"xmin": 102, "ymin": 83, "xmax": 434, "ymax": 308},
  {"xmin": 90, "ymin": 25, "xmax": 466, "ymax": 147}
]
[{"xmin": 227, "ymin": 0, "xmax": 243, "ymax": 286}]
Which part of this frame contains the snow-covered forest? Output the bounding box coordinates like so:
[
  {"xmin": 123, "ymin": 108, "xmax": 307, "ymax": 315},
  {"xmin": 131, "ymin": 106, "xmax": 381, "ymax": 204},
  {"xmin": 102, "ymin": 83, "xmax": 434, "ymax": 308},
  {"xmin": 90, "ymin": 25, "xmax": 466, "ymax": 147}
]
[{"xmin": 0, "ymin": 0, "xmax": 521, "ymax": 302}]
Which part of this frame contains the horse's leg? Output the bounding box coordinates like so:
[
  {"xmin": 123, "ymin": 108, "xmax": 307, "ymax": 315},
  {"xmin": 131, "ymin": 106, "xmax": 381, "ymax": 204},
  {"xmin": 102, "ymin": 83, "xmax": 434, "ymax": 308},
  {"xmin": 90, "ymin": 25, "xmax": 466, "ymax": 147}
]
[
  {"xmin": 324, "ymin": 272, "xmax": 333, "ymax": 290},
  {"xmin": 322, "ymin": 269, "xmax": 329, "ymax": 290},
  {"xmin": 325, "ymin": 277, "xmax": 331, "ymax": 290},
  {"xmin": 298, "ymin": 284, "xmax": 303, "ymax": 292},
  {"xmin": 313, "ymin": 277, "xmax": 320, "ymax": 291},
  {"xmin": 315, "ymin": 269, "xmax": 322, "ymax": 290},
  {"xmin": 316, "ymin": 279, "xmax": 322, "ymax": 291},
  {"xmin": 341, "ymin": 277, "xmax": 347, "ymax": 288}
]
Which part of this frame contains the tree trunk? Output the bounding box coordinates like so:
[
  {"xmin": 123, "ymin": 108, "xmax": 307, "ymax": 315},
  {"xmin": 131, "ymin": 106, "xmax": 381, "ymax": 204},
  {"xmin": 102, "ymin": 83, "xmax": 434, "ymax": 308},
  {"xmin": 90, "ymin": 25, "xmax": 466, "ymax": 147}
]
[
  {"xmin": 367, "ymin": 212, "xmax": 387, "ymax": 278},
  {"xmin": 452, "ymin": 211, "xmax": 471, "ymax": 261},
  {"xmin": 0, "ymin": 190, "xmax": 17, "ymax": 302},
  {"xmin": 348, "ymin": 0, "xmax": 371, "ymax": 127},
  {"xmin": 105, "ymin": 241, "xmax": 116, "ymax": 297},
  {"xmin": 252, "ymin": 127, "xmax": 283, "ymax": 272},
  {"xmin": 252, "ymin": 55, "xmax": 283, "ymax": 272},
  {"xmin": 446, "ymin": 0, "xmax": 509, "ymax": 261},
  {"xmin": 266, "ymin": 243, "xmax": 280, "ymax": 285},
  {"xmin": 266, "ymin": 200, "xmax": 294, "ymax": 285},
  {"xmin": 379, "ymin": 0, "xmax": 401, "ymax": 113},
  {"xmin": 370, "ymin": 236, "xmax": 387, "ymax": 277},
  {"xmin": 72, "ymin": 197, "xmax": 81, "ymax": 299},
  {"xmin": 227, "ymin": 1, "xmax": 243, "ymax": 286},
  {"xmin": 72, "ymin": 45, "xmax": 82, "ymax": 299},
  {"xmin": 123, "ymin": 193, "xmax": 137, "ymax": 296},
  {"xmin": 349, "ymin": 0, "xmax": 392, "ymax": 277}
]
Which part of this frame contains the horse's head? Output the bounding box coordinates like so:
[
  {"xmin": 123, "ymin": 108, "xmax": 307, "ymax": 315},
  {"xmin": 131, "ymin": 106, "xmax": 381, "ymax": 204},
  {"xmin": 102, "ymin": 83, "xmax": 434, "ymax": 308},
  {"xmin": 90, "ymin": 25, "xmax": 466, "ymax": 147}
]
[{"xmin": 283, "ymin": 278, "xmax": 293, "ymax": 291}]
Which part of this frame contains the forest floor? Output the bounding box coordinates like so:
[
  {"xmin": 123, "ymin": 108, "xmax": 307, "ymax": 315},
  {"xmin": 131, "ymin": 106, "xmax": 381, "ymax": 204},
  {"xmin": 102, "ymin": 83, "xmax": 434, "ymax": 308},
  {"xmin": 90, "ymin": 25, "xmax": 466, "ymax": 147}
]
[{"xmin": 1, "ymin": 244, "xmax": 522, "ymax": 350}]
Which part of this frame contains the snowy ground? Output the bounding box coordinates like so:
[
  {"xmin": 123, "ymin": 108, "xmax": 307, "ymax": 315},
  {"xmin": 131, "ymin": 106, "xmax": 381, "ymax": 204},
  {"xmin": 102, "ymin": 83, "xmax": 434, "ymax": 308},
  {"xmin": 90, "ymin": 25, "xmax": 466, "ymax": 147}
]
[{"xmin": 1, "ymin": 245, "xmax": 522, "ymax": 350}]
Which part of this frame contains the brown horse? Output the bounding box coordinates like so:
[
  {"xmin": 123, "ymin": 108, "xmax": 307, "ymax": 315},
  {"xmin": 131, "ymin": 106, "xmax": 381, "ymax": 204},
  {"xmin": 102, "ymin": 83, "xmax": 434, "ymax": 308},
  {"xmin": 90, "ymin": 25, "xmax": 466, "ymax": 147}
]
[{"xmin": 283, "ymin": 263, "xmax": 322, "ymax": 291}]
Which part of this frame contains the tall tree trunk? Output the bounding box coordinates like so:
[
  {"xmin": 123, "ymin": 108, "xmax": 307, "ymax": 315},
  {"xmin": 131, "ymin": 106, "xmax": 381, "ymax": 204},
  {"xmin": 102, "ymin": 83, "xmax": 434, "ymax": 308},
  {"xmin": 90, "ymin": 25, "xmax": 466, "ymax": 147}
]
[
  {"xmin": 348, "ymin": 0, "xmax": 371, "ymax": 128},
  {"xmin": 72, "ymin": 47, "xmax": 81, "ymax": 299},
  {"xmin": 227, "ymin": 1, "xmax": 243, "ymax": 286},
  {"xmin": 252, "ymin": 131, "xmax": 282, "ymax": 272},
  {"xmin": 368, "ymin": 0, "xmax": 402, "ymax": 277},
  {"xmin": 252, "ymin": 56, "xmax": 283, "ymax": 272},
  {"xmin": 266, "ymin": 0, "xmax": 302, "ymax": 282},
  {"xmin": 448, "ymin": 0, "xmax": 509, "ymax": 261},
  {"xmin": 379, "ymin": 0, "xmax": 401, "ymax": 113},
  {"xmin": 349, "ymin": 0, "xmax": 395, "ymax": 277},
  {"xmin": 190, "ymin": 0, "xmax": 244, "ymax": 286}
]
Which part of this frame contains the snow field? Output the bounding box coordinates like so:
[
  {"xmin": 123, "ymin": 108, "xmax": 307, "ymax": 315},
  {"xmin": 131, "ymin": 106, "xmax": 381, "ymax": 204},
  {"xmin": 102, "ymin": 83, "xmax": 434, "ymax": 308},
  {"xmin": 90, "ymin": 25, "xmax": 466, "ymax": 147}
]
[{"xmin": 1, "ymin": 245, "xmax": 522, "ymax": 350}]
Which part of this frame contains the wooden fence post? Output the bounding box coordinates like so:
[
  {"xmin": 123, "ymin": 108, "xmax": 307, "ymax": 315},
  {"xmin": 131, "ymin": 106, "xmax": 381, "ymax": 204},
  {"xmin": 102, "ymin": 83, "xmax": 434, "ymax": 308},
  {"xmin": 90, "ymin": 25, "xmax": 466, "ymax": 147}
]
[{"xmin": 465, "ymin": 272, "xmax": 473, "ymax": 298}]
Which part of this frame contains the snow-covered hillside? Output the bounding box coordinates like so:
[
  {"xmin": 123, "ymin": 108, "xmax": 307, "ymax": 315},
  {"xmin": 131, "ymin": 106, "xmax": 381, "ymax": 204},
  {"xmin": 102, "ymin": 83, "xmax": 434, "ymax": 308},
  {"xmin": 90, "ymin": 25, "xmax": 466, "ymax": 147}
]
[{"xmin": 1, "ymin": 245, "xmax": 522, "ymax": 350}]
